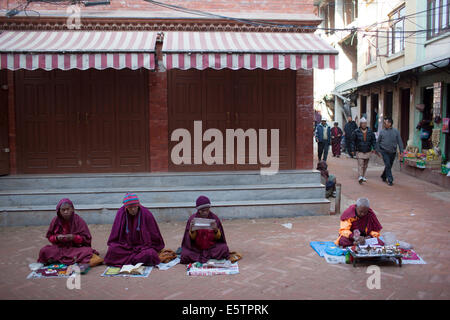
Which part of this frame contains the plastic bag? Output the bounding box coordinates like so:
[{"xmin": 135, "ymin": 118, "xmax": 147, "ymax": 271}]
[
  {"xmin": 380, "ymin": 232, "xmax": 397, "ymax": 246},
  {"xmin": 324, "ymin": 243, "xmax": 346, "ymax": 256},
  {"xmin": 324, "ymin": 253, "xmax": 346, "ymax": 264}
]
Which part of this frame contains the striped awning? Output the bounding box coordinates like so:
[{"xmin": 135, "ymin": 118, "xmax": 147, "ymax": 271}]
[
  {"xmin": 0, "ymin": 31, "xmax": 157, "ymax": 70},
  {"xmin": 162, "ymin": 32, "xmax": 338, "ymax": 70}
]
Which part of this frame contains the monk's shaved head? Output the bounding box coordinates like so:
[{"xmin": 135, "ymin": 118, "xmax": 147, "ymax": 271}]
[{"xmin": 356, "ymin": 197, "xmax": 370, "ymax": 208}]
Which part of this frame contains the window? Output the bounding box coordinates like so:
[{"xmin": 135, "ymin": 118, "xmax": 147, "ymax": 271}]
[
  {"xmin": 343, "ymin": 0, "xmax": 358, "ymax": 26},
  {"xmin": 427, "ymin": 0, "xmax": 450, "ymax": 39},
  {"xmin": 365, "ymin": 30, "xmax": 378, "ymax": 65},
  {"xmin": 388, "ymin": 6, "xmax": 405, "ymax": 55},
  {"xmin": 324, "ymin": 1, "xmax": 336, "ymax": 35}
]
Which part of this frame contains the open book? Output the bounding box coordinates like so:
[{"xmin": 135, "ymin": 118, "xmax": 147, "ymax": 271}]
[
  {"xmin": 119, "ymin": 263, "xmax": 145, "ymax": 275},
  {"xmin": 205, "ymin": 259, "xmax": 232, "ymax": 268},
  {"xmin": 192, "ymin": 218, "xmax": 215, "ymax": 231}
]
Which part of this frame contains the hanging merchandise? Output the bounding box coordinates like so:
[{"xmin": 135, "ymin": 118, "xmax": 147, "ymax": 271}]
[
  {"xmin": 433, "ymin": 82, "xmax": 442, "ymax": 123},
  {"xmin": 442, "ymin": 118, "xmax": 449, "ymax": 133}
]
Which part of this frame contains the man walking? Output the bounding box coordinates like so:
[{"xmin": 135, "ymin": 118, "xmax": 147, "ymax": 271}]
[
  {"xmin": 315, "ymin": 118, "xmax": 331, "ymax": 162},
  {"xmin": 351, "ymin": 118, "xmax": 376, "ymax": 184},
  {"xmin": 344, "ymin": 115, "xmax": 358, "ymax": 158},
  {"xmin": 376, "ymin": 117, "xmax": 404, "ymax": 186}
]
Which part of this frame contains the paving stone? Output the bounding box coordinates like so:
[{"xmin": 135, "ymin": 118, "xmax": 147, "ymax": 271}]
[{"xmin": 0, "ymin": 155, "xmax": 449, "ymax": 299}]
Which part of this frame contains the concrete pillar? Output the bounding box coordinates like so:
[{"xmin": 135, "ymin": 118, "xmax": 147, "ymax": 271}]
[
  {"xmin": 408, "ymin": 81, "xmax": 416, "ymax": 147},
  {"xmin": 366, "ymin": 91, "xmax": 372, "ymax": 127},
  {"xmin": 335, "ymin": 0, "xmax": 344, "ymax": 29},
  {"xmin": 393, "ymin": 87, "xmax": 400, "ymax": 130},
  {"xmin": 378, "ymin": 85, "xmax": 385, "ymax": 135}
]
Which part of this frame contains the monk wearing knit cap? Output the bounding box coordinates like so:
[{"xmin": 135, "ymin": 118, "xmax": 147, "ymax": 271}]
[
  {"xmin": 104, "ymin": 193, "xmax": 165, "ymax": 266},
  {"xmin": 180, "ymin": 196, "xmax": 230, "ymax": 264},
  {"xmin": 38, "ymin": 198, "xmax": 103, "ymax": 271}
]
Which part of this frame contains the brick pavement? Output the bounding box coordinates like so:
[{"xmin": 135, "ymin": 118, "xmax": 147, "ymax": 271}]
[{"xmin": 0, "ymin": 154, "xmax": 449, "ymax": 300}]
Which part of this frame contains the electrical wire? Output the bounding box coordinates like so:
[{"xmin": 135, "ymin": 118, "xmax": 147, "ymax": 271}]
[{"xmin": 5, "ymin": 0, "xmax": 450, "ymax": 39}]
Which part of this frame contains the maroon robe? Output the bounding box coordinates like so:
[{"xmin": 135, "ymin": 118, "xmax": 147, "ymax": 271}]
[
  {"xmin": 104, "ymin": 205, "xmax": 165, "ymax": 266},
  {"xmin": 180, "ymin": 211, "xmax": 229, "ymax": 264},
  {"xmin": 331, "ymin": 127, "xmax": 343, "ymax": 156},
  {"xmin": 338, "ymin": 204, "xmax": 383, "ymax": 247},
  {"xmin": 38, "ymin": 199, "xmax": 99, "ymax": 265}
]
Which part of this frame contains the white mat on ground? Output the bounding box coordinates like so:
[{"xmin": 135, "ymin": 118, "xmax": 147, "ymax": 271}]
[
  {"xmin": 27, "ymin": 270, "xmax": 73, "ymax": 279},
  {"xmin": 27, "ymin": 263, "xmax": 73, "ymax": 279},
  {"xmin": 156, "ymin": 257, "xmax": 180, "ymax": 270},
  {"xmin": 187, "ymin": 261, "xmax": 239, "ymax": 276},
  {"xmin": 397, "ymin": 249, "xmax": 427, "ymax": 264},
  {"xmin": 101, "ymin": 266, "xmax": 153, "ymax": 277}
]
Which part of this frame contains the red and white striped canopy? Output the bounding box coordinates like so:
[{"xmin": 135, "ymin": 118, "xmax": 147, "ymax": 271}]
[
  {"xmin": 162, "ymin": 32, "xmax": 338, "ymax": 70},
  {"xmin": 0, "ymin": 31, "xmax": 157, "ymax": 70}
]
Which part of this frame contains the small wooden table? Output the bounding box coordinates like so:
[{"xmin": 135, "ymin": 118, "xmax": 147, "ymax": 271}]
[{"xmin": 349, "ymin": 248, "xmax": 402, "ymax": 267}]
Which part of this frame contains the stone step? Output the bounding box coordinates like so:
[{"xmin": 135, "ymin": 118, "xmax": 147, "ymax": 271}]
[
  {"xmin": 0, "ymin": 183, "xmax": 325, "ymax": 206},
  {"xmin": 0, "ymin": 198, "xmax": 331, "ymax": 226},
  {"xmin": 0, "ymin": 170, "xmax": 320, "ymax": 190}
]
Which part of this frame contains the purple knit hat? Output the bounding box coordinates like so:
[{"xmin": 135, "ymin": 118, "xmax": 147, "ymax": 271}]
[
  {"xmin": 196, "ymin": 195, "xmax": 211, "ymax": 210},
  {"xmin": 123, "ymin": 192, "xmax": 140, "ymax": 207}
]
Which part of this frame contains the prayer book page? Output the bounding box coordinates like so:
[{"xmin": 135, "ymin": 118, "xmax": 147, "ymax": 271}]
[
  {"xmin": 364, "ymin": 237, "xmax": 380, "ymax": 246},
  {"xmin": 120, "ymin": 263, "xmax": 145, "ymax": 274},
  {"xmin": 192, "ymin": 218, "xmax": 215, "ymax": 231}
]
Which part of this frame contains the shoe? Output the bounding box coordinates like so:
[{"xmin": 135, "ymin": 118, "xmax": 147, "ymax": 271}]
[
  {"xmin": 358, "ymin": 176, "xmax": 363, "ymax": 184},
  {"xmin": 387, "ymin": 181, "xmax": 393, "ymax": 186},
  {"xmin": 381, "ymin": 176, "xmax": 386, "ymax": 182},
  {"xmin": 362, "ymin": 177, "xmax": 367, "ymax": 182}
]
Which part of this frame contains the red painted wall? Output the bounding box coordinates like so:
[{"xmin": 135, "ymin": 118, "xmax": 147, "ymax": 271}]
[
  {"xmin": 295, "ymin": 69, "xmax": 314, "ymax": 170},
  {"xmin": 148, "ymin": 42, "xmax": 169, "ymax": 172},
  {"xmin": 1, "ymin": 0, "xmax": 316, "ymax": 14}
]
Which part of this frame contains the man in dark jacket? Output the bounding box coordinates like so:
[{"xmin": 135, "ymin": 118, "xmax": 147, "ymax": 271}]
[
  {"xmin": 351, "ymin": 117, "xmax": 376, "ymax": 184},
  {"xmin": 376, "ymin": 117, "xmax": 404, "ymax": 186},
  {"xmin": 315, "ymin": 118, "xmax": 331, "ymax": 161},
  {"xmin": 344, "ymin": 115, "xmax": 358, "ymax": 157}
]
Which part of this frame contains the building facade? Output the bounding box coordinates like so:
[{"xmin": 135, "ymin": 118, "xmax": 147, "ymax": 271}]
[
  {"xmin": 315, "ymin": 0, "xmax": 449, "ymax": 186},
  {"xmin": 0, "ymin": 0, "xmax": 338, "ymax": 176}
]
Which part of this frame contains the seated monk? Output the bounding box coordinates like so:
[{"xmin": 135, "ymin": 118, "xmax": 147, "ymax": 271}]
[
  {"xmin": 38, "ymin": 198, "xmax": 103, "ymax": 269},
  {"xmin": 335, "ymin": 197, "xmax": 383, "ymax": 247},
  {"xmin": 180, "ymin": 196, "xmax": 230, "ymax": 264},
  {"xmin": 104, "ymin": 193, "xmax": 165, "ymax": 266}
]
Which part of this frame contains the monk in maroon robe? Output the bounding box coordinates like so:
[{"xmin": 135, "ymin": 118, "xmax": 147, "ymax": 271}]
[
  {"xmin": 180, "ymin": 196, "xmax": 230, "ymax": 264},
  {"xmin": 335, "ymin": 197, "xmax": 383, "ymax": 247},
  {"xmin": 38, "ymin": 198, "xmax": 101, "ymax": 268},
  {"xmin": 331, "ymin": 122, "xmax": 343, "ymax": 157},
  {"xmin": 104, "ymin": 193, "xmax": 165, "ymax": 266}
]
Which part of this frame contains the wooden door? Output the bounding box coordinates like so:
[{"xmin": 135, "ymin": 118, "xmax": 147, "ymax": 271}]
[
  {"xmin": 15, "ymin": 69, "xmax": 149, "ymax": 174},
  {"xmin": 115, "ymin": 69, "xmax": 149, "ymax": 172},
  {"xmin": 0, "ymin": 70, "xmax": 10, "ymax": 175},
  {"xmin": 168, "ymin": 69, "xmax": 296, "ymax": 171},
  {"xmin": 233, "ymin": 70, "xmax": 262, "ymax": 170},
  {"xmin": 168, "ymin": 69, "xmax": 203, "ymax": 171},
  {"xmin": 16, "ymin": 70, "xmax": 55, "ymax": 173},
  {"xmin": 203, "ymin": 69, "xmax": 235, "ymax": 170},
  {"xmin": 53, "ymin": 70, "xmax": 83, "ymax": 170},
  {"xmin": 83, "ymin": 69, "xmax": 116, "ymax": 171},
  {"xmin": 261, "ymin": 70, "xmax": 296, "ymax": 170}
]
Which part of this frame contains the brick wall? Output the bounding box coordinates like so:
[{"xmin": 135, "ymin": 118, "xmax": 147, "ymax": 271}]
[
  {"xmin": 295, "ymin": 69, "xmax": 314, "ymax": 170},
  {"xmin": 2, "ymin": 0, "xmax": 315, "ymax": 14},
  {"xmin": 148, "ymin": 42, "xmax": 169, "ymax": 172},
  {"xmin": 7, "ymin": 70, "xmax": 17, "ymax": 175}
]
